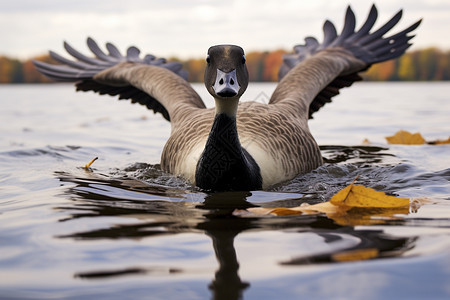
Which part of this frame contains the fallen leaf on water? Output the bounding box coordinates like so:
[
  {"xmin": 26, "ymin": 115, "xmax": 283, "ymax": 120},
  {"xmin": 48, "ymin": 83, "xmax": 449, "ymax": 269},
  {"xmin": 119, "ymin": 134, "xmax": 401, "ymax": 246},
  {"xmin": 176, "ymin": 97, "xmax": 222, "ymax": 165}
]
[
  {"xmin": 247, "ymin": 201, "xmax": 347, "ymax": 217},
  {"xmin": 385, "ymin": 130, "xmax": 426, "ymax": 145},
  {"xmin": 331, "ymin": 248, "xmax": 379, "ymax": 262},
  {"xmin": 428, "ymin": 137, "xmax": 450, "ymax": 145},
  {"xmin": 330, "ymin": 184, "xmax": 409, "ymax": 208},
  {"xmin": 82, "ymin": 157, "xmax": 98, "ymax": 170},
  {"xmin": 385, "ymin": 130, "xmax": 450, "ymax": 145},
  {"xmin": 244, "ymin": 182, "xmax": 416, "ymax": 226},
  {"xmin": 361, "ymin": 138, "xmax": 371, "ymax": 145}
]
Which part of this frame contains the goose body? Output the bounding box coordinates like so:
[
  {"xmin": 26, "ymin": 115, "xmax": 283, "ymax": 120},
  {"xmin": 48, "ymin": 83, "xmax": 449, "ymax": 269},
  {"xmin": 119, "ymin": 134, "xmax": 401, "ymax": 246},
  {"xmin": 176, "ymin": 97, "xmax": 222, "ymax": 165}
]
[
  {"xmin": 34, "ymin": 5, "xmax": 421, "ymax": 191},
  {"xmin": 163, "ymin": 100, "xmax": 320, "ymax": 189}
]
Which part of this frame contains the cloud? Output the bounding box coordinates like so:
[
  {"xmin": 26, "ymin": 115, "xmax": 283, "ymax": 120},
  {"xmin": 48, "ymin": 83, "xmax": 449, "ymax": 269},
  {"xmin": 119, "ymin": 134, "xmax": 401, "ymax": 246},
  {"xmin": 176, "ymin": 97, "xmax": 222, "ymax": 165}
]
[{"xmin": 0, "ymin": 0, "xmax": 448, "ymax": 59}]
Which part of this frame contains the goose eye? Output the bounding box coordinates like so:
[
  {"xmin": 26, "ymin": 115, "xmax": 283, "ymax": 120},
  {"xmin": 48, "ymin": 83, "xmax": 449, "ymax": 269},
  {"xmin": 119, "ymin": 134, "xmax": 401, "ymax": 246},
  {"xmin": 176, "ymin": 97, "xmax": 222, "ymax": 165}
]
[
  {"xmin": 206, "ymin": 55, "xmax": 211, "ymax": 64},
  {"xmin": 241, "ymin": 55, "xmax": 246, "ymax": 64}
]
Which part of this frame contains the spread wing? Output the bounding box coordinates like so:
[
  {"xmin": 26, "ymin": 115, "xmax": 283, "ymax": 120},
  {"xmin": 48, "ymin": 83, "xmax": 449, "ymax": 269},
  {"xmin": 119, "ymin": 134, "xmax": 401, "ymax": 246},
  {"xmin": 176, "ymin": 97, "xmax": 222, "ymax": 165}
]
[
  {"xmin": 273, "ymin": 4, "xmax": 422, "ymax": 119},
  {"xmin": 33, "ymin": 38, "xmax": 205, "ymax": 121}
]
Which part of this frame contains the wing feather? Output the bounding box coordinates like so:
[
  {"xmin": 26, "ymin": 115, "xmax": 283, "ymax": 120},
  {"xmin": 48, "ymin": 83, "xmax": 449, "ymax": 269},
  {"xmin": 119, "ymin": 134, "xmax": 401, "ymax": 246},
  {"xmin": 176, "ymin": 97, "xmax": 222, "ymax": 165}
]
[
  {"xmin": 33, "ymin": 37, "xmax": 200, "ymax": 121},
  {"xmin": 276, "ymin": 4, "xmax": 421, "ymax": 118}
]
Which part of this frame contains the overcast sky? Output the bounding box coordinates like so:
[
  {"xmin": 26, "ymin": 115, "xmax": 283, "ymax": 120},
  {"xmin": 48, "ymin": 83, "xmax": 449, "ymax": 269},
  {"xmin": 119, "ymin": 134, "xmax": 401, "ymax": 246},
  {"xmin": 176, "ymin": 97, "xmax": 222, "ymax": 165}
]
[{"xmin": 0, "ymin": 0, "xmax": 448, "ymax": 60}]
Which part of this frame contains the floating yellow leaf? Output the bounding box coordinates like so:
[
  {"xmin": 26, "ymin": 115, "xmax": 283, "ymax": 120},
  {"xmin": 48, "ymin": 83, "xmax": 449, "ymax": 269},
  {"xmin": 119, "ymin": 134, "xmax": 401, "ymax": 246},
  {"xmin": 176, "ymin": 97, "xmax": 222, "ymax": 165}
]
[
  {"xmin": 385, "ymin": 130, "xmax": 425, "ymax": 145},
  {"xmin": 428, "ymin": 137, "xmax": 450, "ymax": 145},
  {"xmin": 244, "ymin": 183, "xmax": 412, "ymax": 226},
  {"xmin": 331, "ymin": 248, "xmax": 379, "ymax": 262},
  {"xmin": 82, "ymin": 157, "xmax": 98, "ymax": 170},
  {"xmin": 264, "ymin": 207, "xmax": 304, "ymax": 216},
  {"xmin": 329, "ymin": 206, "xmax": 409, "ymax": 226},
  {"xmin": 247, "ymin": 201, "xmax": 348, "ymax": 217},
  {"xmin": 330, "ymin": 184, "xmax": 410, "ymax": 208}
]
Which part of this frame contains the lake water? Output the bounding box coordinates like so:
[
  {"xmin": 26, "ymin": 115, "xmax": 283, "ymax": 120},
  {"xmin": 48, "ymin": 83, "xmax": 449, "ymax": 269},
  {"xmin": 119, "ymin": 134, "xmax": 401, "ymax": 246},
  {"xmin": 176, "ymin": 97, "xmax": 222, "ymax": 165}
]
[{"xmin": 1, "ymin": 82, "xmax": 450, "ymax": 299}]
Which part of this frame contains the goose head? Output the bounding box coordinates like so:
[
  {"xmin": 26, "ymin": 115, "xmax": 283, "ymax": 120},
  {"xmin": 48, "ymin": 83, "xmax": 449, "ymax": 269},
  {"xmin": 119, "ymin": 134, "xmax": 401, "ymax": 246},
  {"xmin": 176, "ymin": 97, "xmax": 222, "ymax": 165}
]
[
  {"xmin": 196, "ymin": 45, "xmax": 261, "ymax": 192},
  {"xmin": 204, "ymin": 45, "xmax": 248, "ymax": 115}
]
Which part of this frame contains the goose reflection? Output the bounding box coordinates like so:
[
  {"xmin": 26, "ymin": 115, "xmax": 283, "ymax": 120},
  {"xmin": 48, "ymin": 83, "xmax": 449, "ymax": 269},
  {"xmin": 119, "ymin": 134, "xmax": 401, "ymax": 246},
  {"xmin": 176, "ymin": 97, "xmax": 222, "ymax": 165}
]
[
  {"xmin": 197, "ymin": 192, "xmax": 254, "ymax": 300},
  {"xmin": 56, "ymin": 172, "xmax": 418, "ymax": 300}
]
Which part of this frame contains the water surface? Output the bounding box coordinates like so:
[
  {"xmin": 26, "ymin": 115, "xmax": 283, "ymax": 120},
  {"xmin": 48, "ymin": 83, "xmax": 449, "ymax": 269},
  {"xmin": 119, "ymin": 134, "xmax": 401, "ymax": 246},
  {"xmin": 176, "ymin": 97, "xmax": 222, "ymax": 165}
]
[{"xmin": 1, "ymin": 82, "xmax": 450, "ymax": 299}]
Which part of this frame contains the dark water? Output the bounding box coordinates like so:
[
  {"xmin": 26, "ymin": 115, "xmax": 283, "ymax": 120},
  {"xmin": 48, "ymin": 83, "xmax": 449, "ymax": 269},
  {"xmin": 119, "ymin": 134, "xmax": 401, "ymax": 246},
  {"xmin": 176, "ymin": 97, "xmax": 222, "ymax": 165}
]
[{"xmin": 1, "ymin": 83, "xmax": 450, "ymax": 299}]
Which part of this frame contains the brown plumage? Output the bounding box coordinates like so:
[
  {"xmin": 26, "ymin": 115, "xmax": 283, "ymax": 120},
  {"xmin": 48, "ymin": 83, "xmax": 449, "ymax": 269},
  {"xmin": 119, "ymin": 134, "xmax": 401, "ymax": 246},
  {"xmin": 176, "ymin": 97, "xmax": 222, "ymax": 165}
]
[{"xmin": 33, "ymin": 5, "xmax": 421, "ymax": 191}]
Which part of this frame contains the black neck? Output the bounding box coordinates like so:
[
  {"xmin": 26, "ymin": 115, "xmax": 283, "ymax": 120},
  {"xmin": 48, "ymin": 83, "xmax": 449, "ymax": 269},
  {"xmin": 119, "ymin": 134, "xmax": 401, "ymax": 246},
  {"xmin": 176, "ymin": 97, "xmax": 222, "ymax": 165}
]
[{"xmin": 195, "ymin": 113, "xmax": 262, "ymax": 192}]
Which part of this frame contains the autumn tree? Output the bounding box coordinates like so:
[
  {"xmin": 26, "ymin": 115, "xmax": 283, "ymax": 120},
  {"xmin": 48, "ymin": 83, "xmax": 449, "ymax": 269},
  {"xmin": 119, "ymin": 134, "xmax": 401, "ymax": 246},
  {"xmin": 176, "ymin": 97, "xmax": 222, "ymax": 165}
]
[
  {"xmin": 364, "ymin": 59, "xmax": 396, "ymax": 81},
  {"xmin": 262, "ymin": 49, "xmax": 285, "ymax": 81},
  {"xmin": 417, "ymin": 48, "xmax": 439, "ymax": 80},
  {"xmin": 245, "ymin": 51, "xmax": 266, "ymax": 82},
  {"xmin": 23, "ymin": 54, "xmax": 55, "ymax": 83},
  {"xmin": 0, "ymin": 48, "xmax": 449, "ymax": 83},
  {"xmin": 443, "ymin": 51, "xmax": 450, "ymax": 80},
  {"xmin": 436, "ymin": 49, "xmax": 450, "ymax": 80},
  {"xmin": 0, "ymin": 56, "xmax": 24, "ymax": 83},
  {"xmin": 397, "ymin": 54, "xmax": 415, "ymax": 80},
  {"xmin": 183, "ymin": 58, "xmax": 206, "ymax": 82}
]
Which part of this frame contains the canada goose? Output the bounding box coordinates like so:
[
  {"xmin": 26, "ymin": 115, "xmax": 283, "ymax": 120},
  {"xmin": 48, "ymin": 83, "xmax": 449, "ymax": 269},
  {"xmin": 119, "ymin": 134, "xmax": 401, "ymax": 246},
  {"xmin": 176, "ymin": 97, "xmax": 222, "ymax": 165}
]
[{"xmin": 34, "ymin": 5, "xmax": 421, "ymax": 192}]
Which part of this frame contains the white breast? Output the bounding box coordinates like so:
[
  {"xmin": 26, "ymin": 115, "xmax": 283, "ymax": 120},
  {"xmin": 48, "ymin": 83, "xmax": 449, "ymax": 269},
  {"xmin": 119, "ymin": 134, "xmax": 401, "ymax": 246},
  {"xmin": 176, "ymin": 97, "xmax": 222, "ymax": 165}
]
[
  {"xmin": 173, "ymin": 140, "xmax": 207, "ymax": 184},
  {"xmin": 243, "ymin": 141, "xmax": 288, "ymax": 189}
]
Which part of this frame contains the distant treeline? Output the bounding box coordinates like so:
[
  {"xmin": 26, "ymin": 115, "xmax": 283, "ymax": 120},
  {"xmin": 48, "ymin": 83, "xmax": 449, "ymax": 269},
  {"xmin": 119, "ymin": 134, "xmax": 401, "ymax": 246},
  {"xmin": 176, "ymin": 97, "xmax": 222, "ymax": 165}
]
[{"xmin": 0, "ymin": 47, "xmax": 449, "ymax": 83}]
